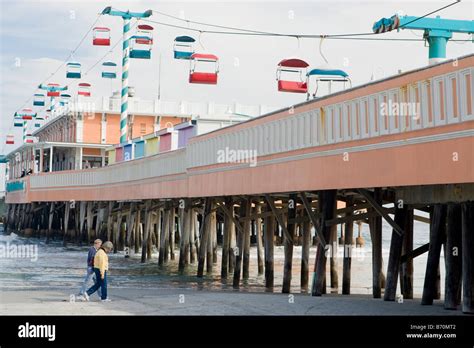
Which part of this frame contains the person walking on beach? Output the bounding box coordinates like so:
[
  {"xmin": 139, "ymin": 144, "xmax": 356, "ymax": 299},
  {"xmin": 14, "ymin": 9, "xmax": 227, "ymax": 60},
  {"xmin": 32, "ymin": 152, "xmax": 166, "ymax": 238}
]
[
  {"xmin": 78, "ymin": 239, "xmax": 102, "ymax": 298},
  {"xmin": 82, "ymin": 241, "xmax": 113, "ymax": 302}
]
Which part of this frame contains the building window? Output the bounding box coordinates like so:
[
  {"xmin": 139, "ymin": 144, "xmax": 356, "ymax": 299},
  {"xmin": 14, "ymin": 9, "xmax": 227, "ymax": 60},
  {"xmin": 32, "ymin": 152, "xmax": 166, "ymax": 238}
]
[{"xmin": 140, "ymin": 123, "xmax": 146, "ymax": 134}]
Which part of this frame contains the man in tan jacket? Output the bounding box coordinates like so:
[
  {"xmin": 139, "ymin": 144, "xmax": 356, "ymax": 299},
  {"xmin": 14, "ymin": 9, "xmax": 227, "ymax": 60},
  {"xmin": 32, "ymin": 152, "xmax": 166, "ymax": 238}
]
[{"xmin": 82, "ymin": 241, "xmax": 113, "ymax": 302}]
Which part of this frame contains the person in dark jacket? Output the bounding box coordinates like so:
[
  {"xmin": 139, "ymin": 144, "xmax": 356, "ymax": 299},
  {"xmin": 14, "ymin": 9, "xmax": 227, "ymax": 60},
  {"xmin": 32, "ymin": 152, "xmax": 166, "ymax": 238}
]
[{"xmin": 78, "ymin": 239, "xmax": 102, "ymax": 298}]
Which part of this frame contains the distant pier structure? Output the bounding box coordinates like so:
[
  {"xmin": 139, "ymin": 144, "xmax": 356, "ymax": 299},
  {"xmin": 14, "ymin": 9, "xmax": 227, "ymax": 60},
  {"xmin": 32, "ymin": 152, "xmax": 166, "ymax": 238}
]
[{"xmin": 3, "ymin": 55, "xmax": 474, "ymax": 313}]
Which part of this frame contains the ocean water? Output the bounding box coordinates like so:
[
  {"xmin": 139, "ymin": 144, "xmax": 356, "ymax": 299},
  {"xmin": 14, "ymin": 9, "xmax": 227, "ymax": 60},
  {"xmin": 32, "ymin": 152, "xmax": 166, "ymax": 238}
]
[{"xmin": 0, "ymin": 211, "xmax": 443, "ymax": 296}]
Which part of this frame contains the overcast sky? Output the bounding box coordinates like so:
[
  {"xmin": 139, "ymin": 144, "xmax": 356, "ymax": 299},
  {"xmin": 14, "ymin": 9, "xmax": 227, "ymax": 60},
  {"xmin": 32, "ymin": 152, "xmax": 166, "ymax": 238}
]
[{"xmin": 0, "ymin": 0, "xmax": 472, "ymax": 190}]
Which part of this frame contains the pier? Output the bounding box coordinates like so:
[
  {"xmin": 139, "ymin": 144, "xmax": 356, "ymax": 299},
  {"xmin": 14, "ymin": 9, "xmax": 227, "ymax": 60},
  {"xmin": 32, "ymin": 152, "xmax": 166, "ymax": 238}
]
[{"xmin": 4, "ymin": 54, "xmax": 474, "ymax": 313}]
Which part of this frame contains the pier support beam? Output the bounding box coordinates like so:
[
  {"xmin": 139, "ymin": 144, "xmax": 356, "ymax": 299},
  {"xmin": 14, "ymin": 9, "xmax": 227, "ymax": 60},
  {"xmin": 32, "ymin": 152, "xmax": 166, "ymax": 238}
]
[
  {"xmin": 221, "ymin": 197, "xmax": 232, "ymax": 278},
  {"xmin": 255, "ymin": 203, "xmax": 264, "ymax": 275},
  {"xmin": 461, "ymin": 201, "xmax": 474, "ymax": 314},
  {"xmin": 384, "ymin": 206, "xmax": 408, "ymax": 301},
  {"xmin": 444, "ymin": 204, "xmax": 462, "ymax": 310},
  {"xmin": 47, "ymin": 202, "xmax": 55, "ymax": 243},
  {"xmin": 197, "ymin": 199, "xmax": 212, "ymax": 277},
  {"xmin": 400, "ymin": 208, "xmax": 414, "ymax": 299},
  {"xmin": 242, "ymin": 198, "xmax": 251, "ymax": 280},
  {"xmin": 63, "ymin": 202, "xmax": 70, "ymax": 247},
  {"xmin": 283, "ymin": 194, "xmax": 297, "ymax": 293},
  {"xmin": 422, "ymin": 204, "xmax": 446, "ymax": 305},
  {"xmin": 301, "ymin": 211, "xmax": 311, "ymax": 293},
  {"xmin": 169, "ymin": 205, "xmax": 176, "ymax": 261},
  {"xmin": 264, "ymin": 201, "xmax": 275, "ymax": 290},
  {"xmin": 159, "ymin": 203, "xmax": 171, "ymax": 266},
  {"xmin": 233, "ymin": 199, "xmax": 247, "ymax": 288},
  {"xmin": 207, "ymin": 203, "xmax": 216, "ymax": 273},
  {"xmin": 141, "ymin": 201, "xmax": 151, "ymax": 263},
  {"xmin": 312, "ymin": 190, "xmax": 336, "ymax": 296},
  {"xmin": 342, "ymin": 197, "xmax": 354, "ymax": 295},
  {"xmin": 369, "ymin": 188, "xmax": 383, "ymax": 298},
  {"xmin": 179, "ymin": 200, "xmax": 191, "ymax": 272},
  {"xmin": 86, "ymin": 201, "xmax": 93, "ymax": 243},
  {"xmin": 189, "ymin": 209, "xmax": 197, "ymax": 263}
]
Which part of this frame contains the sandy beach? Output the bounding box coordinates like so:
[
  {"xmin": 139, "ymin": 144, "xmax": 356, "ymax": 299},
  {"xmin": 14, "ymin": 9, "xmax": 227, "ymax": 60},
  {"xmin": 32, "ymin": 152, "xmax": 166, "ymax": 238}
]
[
  {"xmin": 0, "ymin": 287, "xmax": 461, "ymax": 316},
  {"xmin": 0, "ymin": 218, "xmax": 459, "ymax": 316}
]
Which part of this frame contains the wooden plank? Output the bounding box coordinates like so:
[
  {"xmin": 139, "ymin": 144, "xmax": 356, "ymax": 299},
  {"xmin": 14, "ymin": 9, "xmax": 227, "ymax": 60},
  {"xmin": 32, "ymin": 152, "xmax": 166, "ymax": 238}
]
[
  {"xmin": 325, "ymin": 208, "xmax": 395, "ymax": 226},
  {"xmin": 264, "ymin": 195, "xmax": 293, "ymax": 245},
  {"xmin": 400, "ymin": 243, "xmax": 429, "ymax": 263},
  {"xmin": 300, "ymin": 192, "xmax": 326, "ymax": 248},
  {"xmin": 218, "ymin": 202, "xmax": 243, "ymax": 233},
  {"xmin": 358, "ymin": 188, "xmax": 404, "ymax": 236}
]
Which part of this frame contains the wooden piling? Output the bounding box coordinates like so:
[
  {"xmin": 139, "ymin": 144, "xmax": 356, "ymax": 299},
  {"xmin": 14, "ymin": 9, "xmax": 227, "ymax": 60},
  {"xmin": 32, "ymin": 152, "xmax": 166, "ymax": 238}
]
[
  {"xmin": 329, "ymin": 217, "xmax": 338, "ymax": 291},
  {"xmin": 206, "ymin": 204, "xmax": 216, "ymax": 273},
  {"xmin": 400, "ymin": 208, "xmax": 414, "ymax": 299},
  {"xmin": 212, "ymin": 214, "xmax": 218, "ymax": 264},
  {"xmin": 342, "ymin": 197, "xmax": 354, "ymax": 295},
  {"xmin": 86, "ymin": 201, "xmax": 93, "ymax": 242},
  {"xmin": 264, "ymin": 202, "xmax": 274, "ymax": 289},
  {"xmin": 242, "ymin": 198, "xmax": 251, "ymax": 280},
  {"xmin": 141, "ymin": 201, "xmax": 151, "ymax": 263},
  {"xmin": 221, "ymin": 197, "xmax": 232, "ymax": 278},
  {"xmin": 312, "ymin": 190, "xmax": 336, "ymax": 296},
  {"xmin": 384, "ymin": 206, "xmax": 408, "ymax": 301},
  {"xmin": 301, "ymin": 214, "xmax": 311, "ymax": 293},
  {"xmin": 197, "ymin": 199, "xmax": 212, "ymax": 277},
  {"xmin": 114, "ymin": 202, "xmax": 123, "ymax": 253},
  {"xmin": 47, "ymin": 202, "xmax": 54, "ymax": 243},
  {"xmin": 105, "ymin": 202, "xmax": 112, "ymax": 242},
  {"xmin": 233, "ymin": 200, "xmax": 247, "ymax": 288},
  {"xmin": 444, "ymin": 204, "xmax": 462, "ymax": 310},
  {"xmin": 169, "ymin": 206, "xmax": 176, "ymax": 260},
  {"xmin": 422, "ymin": 204, "xmax": 446, "ymax": 305},
  {"xmin": 229, "ymin": 206, "xmax": 237, "ymax": 274},
  {"xmin": 179, "ymin": 201, "xmax": 191, "ymax": 272},
  {"xmin": 283, "ymin": 194, "xmax": 297, "ymax": 293},
  {"xmin": 63, "ymin": 202, "xmax": 70, "ymax": 246},
  {"xmin": 159, "ymin": 204, "xmax": 171, "ymax": 266},
  {"xmin": 189, "ymin": 209, "xmax": 197, "ymax": 263},
  {"xmin": 255, "ymin": 203, "xmax": 264, "ymax": 275},
  {"xmin": 369, "ymin": 188, "xmax": 383, "ymax": 298},
  {"xmin": 461, "ymin": 201, "xmax": 474, "ymax": 314}
]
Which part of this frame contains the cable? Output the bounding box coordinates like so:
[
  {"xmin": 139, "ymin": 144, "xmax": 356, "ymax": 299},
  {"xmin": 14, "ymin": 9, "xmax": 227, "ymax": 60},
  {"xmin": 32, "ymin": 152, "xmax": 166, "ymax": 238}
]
[
  {"xmin": 145, "ymin": 1, "xmax": 461, "ymax": 38},
  {"xmin": 152, "ymin": 8, "xmax": 277, "ymax": 35},
  {"xmin": 399, "ymin": 0, "xmax": 461, "ymax": 29},
  {"xmin": 4, "ymin": 1, "xmax": 468, "ymax": 152},
  {"xmin": 2, "ymin": 16, "xmax": 128, "ymax": 154},
  {"xmin": 11, "ymin": 14, "xmax": 102, "ymax": 116}
]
